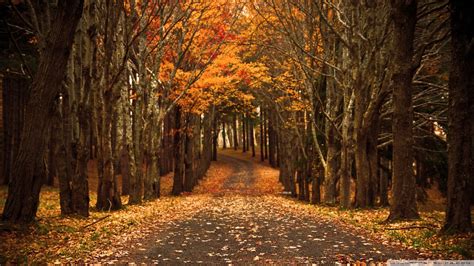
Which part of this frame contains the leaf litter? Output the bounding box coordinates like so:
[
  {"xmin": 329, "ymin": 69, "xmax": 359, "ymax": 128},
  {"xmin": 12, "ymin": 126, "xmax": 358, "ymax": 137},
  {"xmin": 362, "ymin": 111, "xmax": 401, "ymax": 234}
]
[{"xmin": 1, "ymin": 151, "xmax": 472, "ymax": 264}]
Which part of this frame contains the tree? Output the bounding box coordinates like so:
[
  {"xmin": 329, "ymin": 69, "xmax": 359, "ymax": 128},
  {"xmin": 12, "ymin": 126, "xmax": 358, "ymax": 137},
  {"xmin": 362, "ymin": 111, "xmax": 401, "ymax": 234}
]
[
  {"xmin": 2, "ymin": 0, "xmax": 84, "ymax": 223},
  {"xmin": 387, "ymin": 0, "xmax": 420, "ymax": 221},
  {"xmin": 442, "ymin": 0, "xmax": 473, "ymax": 234}
]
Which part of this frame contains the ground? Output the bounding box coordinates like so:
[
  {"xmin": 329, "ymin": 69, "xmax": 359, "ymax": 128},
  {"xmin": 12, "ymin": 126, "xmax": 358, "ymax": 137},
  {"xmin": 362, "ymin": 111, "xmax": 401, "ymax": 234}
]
[
  {"xmin": 0, "ymin": 150, "xmax": 472, "ymax": 263},
  {"xmin": 104, "ymin": 154, "xmax": 420, "ymax": 264}
]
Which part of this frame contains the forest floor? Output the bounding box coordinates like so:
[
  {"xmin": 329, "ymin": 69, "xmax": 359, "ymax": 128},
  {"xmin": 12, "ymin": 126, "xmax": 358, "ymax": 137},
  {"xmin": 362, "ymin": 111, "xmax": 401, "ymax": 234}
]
[{"xmin": 0, "ymin": 150, "xmax": 472, "ymax": 264}]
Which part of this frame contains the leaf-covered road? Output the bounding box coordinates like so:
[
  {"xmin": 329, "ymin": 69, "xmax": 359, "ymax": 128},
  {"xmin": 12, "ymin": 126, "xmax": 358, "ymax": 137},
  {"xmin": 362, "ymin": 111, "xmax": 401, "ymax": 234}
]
[{"xmin": 104, "ymin": 153, "xmax": 421, "ymax": 264}]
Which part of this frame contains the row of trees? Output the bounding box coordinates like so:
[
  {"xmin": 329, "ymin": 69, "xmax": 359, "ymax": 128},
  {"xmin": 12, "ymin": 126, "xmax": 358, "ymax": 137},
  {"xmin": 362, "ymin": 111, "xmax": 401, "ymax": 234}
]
[
  {"xmin": 1, "ymin": 0, "xmax": 471, "ymax": 234},
  {"xmin": 1, "ymin": 0, "xmax": 266, "ymax": 223},
  {"xmin": 233, "ymin": 0, "xmax": 472, "ymax": 233}
]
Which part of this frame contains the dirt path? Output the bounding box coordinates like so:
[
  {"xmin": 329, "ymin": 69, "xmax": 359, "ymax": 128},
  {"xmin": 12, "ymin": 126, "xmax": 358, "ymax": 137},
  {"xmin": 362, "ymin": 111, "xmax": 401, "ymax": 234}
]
[
  {"xmin": 104, "ymin": 153, "xmax": 421, "ymax": 264},
  {"xmin": 220, "ymin": 154, "xmax": 257, "ymax": 195}
]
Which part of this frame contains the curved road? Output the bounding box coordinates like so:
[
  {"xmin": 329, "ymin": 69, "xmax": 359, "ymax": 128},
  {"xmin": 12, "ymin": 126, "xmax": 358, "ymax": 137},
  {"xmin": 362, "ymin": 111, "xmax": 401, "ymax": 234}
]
[{"xmin": 106, "ymin": 153, "xmax": 420, "ymax": 264}]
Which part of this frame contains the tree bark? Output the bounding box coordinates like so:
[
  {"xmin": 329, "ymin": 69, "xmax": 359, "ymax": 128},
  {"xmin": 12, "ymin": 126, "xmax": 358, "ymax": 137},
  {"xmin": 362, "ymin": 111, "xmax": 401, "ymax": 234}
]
[
  {"xmin": 184, "ymin": 114, "xmax": 197, "ymax": 192},
  {"xmin": 232, "ymin": 114, "xmax": 238, "ymax": 150},
  {"xmin": 379, "ymin": 153, "xmax": 389, "ymax": 207},
  {"xmin": 73, "ymin": 102, "xmax": 91, "ymax": 216},
  {"xmin": 260, "ymin": 108, "xmax": 265, "ymax": 162},
  {"xmin": 323, "ymin": 125, "xmax": 339, "ymax": 205},
  {"xmin": 387, "ymin": 0, "xmax": 419, "ymax": 221},
  {"xmin": 323, "ymin": 58, "xmax": 341, "ymax": 205},
  {"xmin": 340, "ymin": 90, "xmax": 354, "ymax": 208},
  {"xmin": 242, "ymin": 114, "xmax": 247, "ymax": 152},
  {"xmin": 263, "ymin": 110, "xmax": 268, "ymax": 160},
  {"xmin": 2, "ymin": 0, "xmax": 84, "ymax": 223},
  {"xmin": 354, "ymin": 123, "xmax": 379, "ymax": 208},
  {"xmin": 311, "ymin": 164, "xmax": 322, "ymax": 204},
  {"xmin": 172, "ymin": 107, "xmax": 185, "ymax": 195},
  {"xmin": 2, "ymin": 77, "xmax": 30, "ymax": 186},
  {"xmin": 212, "ymin": 114, "xmax": 218, "ymax": 161},
  {"xmin": 46, "ymin": 134, "xmax": 56, "ymax": 186},
  {"xmin": 297, "ymin": 158, "xmax": 307, "ymax": 201},
  {"xmin": 128, "ymin": 90, "xmax": 144, "ymax": 204},
  {"xmin": 52, "ymin": 102, "xmax": 74, "ymax": 215},
  {"xmin": 147, "ymin": 111, "xmax": 162, "ymax": 199},
  {"xmin": 200, "ymin": 108, "xmax": 214, "ymax": 177},
  {"xmin": 96, "ymin": 92, "xmax": 122, "ymax": 210},
  {"xmin": 221, "ymin": 121, "xmax": 227, "ymax": 149},
  {"xmin": 160, "ymin": 112, "xmax": 173, "ymax": 175},
  {"xmin": 246, "ymin": 117, "xmax": 251, "ymax": 154},
  {"xmin": 442, "ymin": 0, "xmax": 473, "ymax": 233},
  {"xmin": 250, "ymin": 118, "xmax": 256, "ymax": 157},
  {"xmin": 268, "ymin": 111, "xmax": 277, "ymax": 167}
]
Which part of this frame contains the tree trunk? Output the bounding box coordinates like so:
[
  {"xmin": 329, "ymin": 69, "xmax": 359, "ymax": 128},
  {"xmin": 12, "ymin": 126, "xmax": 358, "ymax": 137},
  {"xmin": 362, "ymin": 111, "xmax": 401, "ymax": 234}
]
[
  {"xmin": 226, "ymin": 122, "xmax": 233, "ymax": 148},
  {"xmin": 2, "ymin": 0, "xmax": 84, "ymax": 223},
  {"xmin": 442, "ymin": 0, "xmax": 473, "ymax": 233},
  {"xmin": 260, "ymin": 108, "xmax": 264, "ymax": 162},
  {"xmin": 379, "ymin": 153, "xmax": 389, "ymax": 207},
  {"xmin": 246, "ymin": 117, "xmax": 251, "ymax": 153},
  {"xmin": 323, "ymin": 130, "xmax": 338, "ymax": 205},
  {"xmin": 222, "ymin": 121, "xmax": 227, "ymax": 149},
  {"xmin": 278, "ymin": 126, "xmax": 297, "ymax": 196},
  {"xmin": 53, "ymin": 104, "xmax": 74, "ymax": 215},
  {"xmin": 297, "ymin": 161, "xmax": 307, "ymax": 201},
  {"xmin": 160, "ymin": 112, "xmax": 173, "ymax": 175},
  {"xmin": 96, "ymin": 94, "xmax": 122, "ymax": 210},
  {"xmin": 278, "ymin": 146, "xmax": 292, "ymax": 193},
  {"xmin": 149, "ymin": 142, "xmax": 161, "ymax": 199},
  {"xmin": 117, "ymin": 83, "xmax": 129, "ymax": 197},
  {"xmin": 123, "ymin": 92, "xmax": 137, "ymax": 202},
  {"xmin": 128, "ymin": 93, "xmax": 143, "ymax": 204},
  {"xmin": 193, "ymin": 115, "xmax": 202, "ymax": 184},
  {"xmin": 387, "ymin": 0, "xmax": 419, "ymax": 221},
  {"xmin": 233, "ymin": 114, "xmax": 238, "ymax": 150},
  {"xmin": 120, "ymin": 135, "xmax": 130, "ymax": 195},
  {"xmin": 311, "ymin": 165, "xmax": 322, "ymax": 204},
  {"xmin": 354, "ymin": 124, "xmax": 378, "ymax": 208},
  {"xmin": 242, "ymin": 114, "xmax": 247, "ymax": 152},
  {"xmin": 172, "ymin": 107, "xmax": 185, "ymax": 195},
  {"xmin": 200, "ymin": 108, "xmax": 214, "ymax": 177},
  {"xmin": 268, "ymin": 111, "xmax": 276, "ymax": 167},
  {"xmin": 2, "ymin": 78, "xmax": 30, "ymax": 186},
  {"xmin": 264, "ymin": 110, "xmax": 268, "ymax": 160},
  {"xmin": 340, "ymin": 90, "xmax": 354, "ymax": 208},
  {"xmin": 212, "ymin": 114, "xmax": 218, "ymax": 161},
  {"xmin": 323, "ymin": 73, "xmax": 341, "ymax": 205},
  {"xmin": 184, "ymin": 114, "xmax": 197, "ymax": 192},
  {"xmin": 147, "ymin": 109, "xmax": 162, "ymax": 199},
  {"xmin": 250, "ymin": 118, "xmax": 256, "ymax": 157},
  {"xmin": 73, "ymin": 102, "xmax": 91, "ymax": 216},
  {"xmin": 275, "ymin": 128, "xmax": 280, "ymax": 167},
  {"xmin": 46, "ymin": 136, "xmax": 56, "ymax": 186},
  {"xmin": 304, "ymin": 161, "xmax": 310, "ymax": 202}
]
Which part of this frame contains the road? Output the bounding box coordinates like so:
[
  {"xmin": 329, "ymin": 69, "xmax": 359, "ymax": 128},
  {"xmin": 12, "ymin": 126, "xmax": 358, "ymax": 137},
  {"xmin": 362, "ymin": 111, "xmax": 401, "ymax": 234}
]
[{"xmin": 106, "ymin": 153, "xmax": 420, "ymax": 264}]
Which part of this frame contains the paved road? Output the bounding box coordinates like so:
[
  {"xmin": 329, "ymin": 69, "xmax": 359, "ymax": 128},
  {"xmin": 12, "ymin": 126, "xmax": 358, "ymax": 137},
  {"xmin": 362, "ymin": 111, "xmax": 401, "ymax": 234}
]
[{"xmin": 107, "ymin": 153, "xmax": 421, "ymax": 264}]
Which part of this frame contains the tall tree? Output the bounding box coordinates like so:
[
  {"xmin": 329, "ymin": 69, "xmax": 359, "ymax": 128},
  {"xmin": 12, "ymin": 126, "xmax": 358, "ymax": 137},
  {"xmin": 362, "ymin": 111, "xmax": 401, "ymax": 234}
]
[
  {"xmin": 172, "ymin": 107, "xmax": 185, "ymax": 195},
  {"xmin": 2, "ymin": 0, "xmax": 84, "ymax": 223},
  {"xmin": 233, "ymin": 114, "xmax": 239, "ymax": 150},
  {"xmin": 387, "ymin": 0, "xmax": 420, "ymax": 221},
  {"xmin": 442, "ymin": 0, "xmax": 473, "ymax": 233},
  {"xmin": 222, "ymin": 121, "xmax": 227, "ymax": 149}
]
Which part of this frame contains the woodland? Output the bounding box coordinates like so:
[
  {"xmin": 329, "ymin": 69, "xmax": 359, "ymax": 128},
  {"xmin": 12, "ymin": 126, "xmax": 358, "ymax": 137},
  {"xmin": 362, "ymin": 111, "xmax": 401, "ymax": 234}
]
[{"xmin": 0, "ymin": 0, "xmax": 473, "ymax": 263}]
